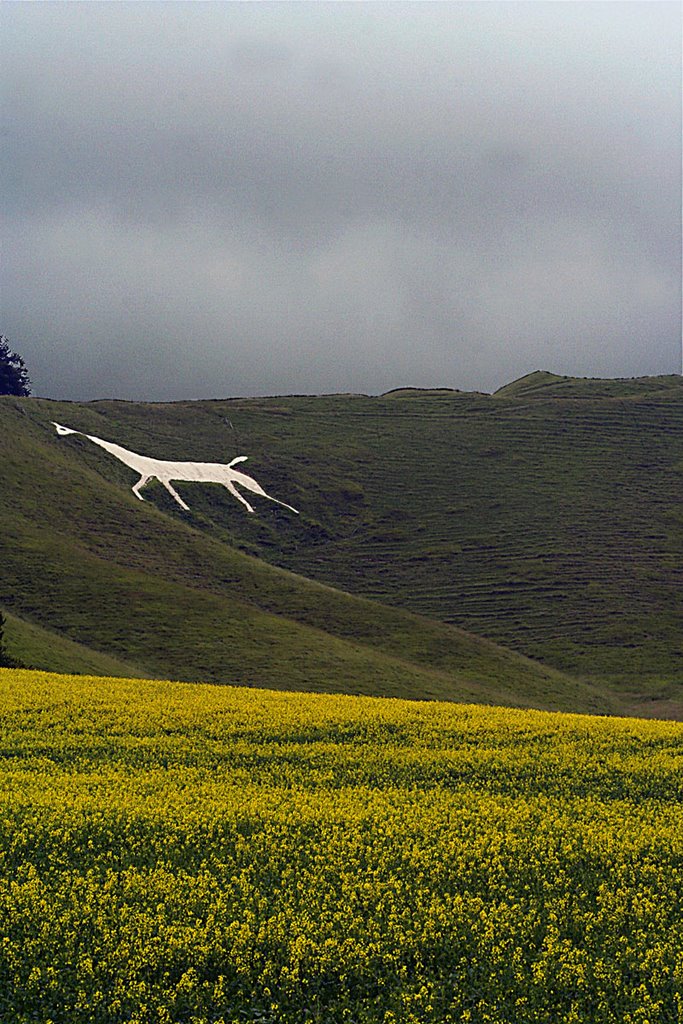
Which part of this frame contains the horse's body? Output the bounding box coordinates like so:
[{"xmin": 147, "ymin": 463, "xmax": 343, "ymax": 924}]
[{"xmin": 53, "ymin": 422, "xmax": 298, "ymax": 515}]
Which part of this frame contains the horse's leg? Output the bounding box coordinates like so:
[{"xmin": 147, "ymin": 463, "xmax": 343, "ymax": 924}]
[
  {"xmin": 132, "ymin": 474, "xmax": 151, "ymax": 501},
  {"xmin": 225, "ymin": 481, "xmax": 255, "ymax": 513},
  {"xmin": 160, "ymin": 478, "xmax": 191, "ymax": 511},
  {"xmin": 235, "ymin": 475, "xmax": 299, "ymax": 515},
  {"xmin": 267, "ymin": 495, "xmax": 299, "ymax": 514}
]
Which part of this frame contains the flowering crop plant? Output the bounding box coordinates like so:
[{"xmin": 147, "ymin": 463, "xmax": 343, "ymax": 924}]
[{"xmin": 0, "ymin": 668, "xmax": 681, "ymax": 1024}]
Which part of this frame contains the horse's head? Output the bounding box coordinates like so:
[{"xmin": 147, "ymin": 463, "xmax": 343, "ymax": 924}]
[{"xmin": 52, "ymin": 422, "xmax": 79, "ymax": 437}]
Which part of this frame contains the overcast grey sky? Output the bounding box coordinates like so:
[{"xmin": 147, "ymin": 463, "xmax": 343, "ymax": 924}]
[{"xmin": 1, "ymin": 2, "xmax": 681, "ymax": 400}]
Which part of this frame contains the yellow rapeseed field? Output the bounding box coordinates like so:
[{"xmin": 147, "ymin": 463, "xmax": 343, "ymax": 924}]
[{"xmin": 0, "ymin": 668, "xmax": 681, "ymax": 1024}]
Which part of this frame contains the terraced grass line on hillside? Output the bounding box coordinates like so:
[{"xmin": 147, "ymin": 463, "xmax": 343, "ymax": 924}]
[{"xmin": 1, "ymin": 668, "xmax": 681, "ymax": 1024}]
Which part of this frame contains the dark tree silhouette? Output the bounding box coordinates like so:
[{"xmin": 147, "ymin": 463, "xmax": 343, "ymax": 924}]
[{"xmin": 0, "ymin": 335, "xmax": 32, "ymax": 396}]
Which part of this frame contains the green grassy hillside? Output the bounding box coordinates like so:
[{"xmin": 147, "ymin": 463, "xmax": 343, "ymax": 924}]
[
  {"xmin": 200, "ymin": 374, "xmax": 679, "ymax": 701},
  {"xmin": 0, "ymin": 396, "xmax": 598, "ymax": 714},
  {"xmin": 493, "ymin": 369, "xmax": 683, "ymax": 400},
  {"xmin": 1, "ymin": 610, "xmax": 148, "ymax": 679},
  {"xmin": 1, "ymin": 370, "xmax": 681, "ymax": 716}
]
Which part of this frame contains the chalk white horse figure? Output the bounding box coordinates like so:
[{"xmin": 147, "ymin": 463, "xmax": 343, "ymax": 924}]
[{"xmin": 53, "ymin": 422, "xmax": 298, "ymax": 515}]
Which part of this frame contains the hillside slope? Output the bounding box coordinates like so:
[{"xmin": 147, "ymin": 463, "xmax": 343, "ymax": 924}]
[
  {"xmin": 0, "ymin": 396, "xmax": 600, "ymax": 714},
  {"xmin": 2, "ymin": 610, "xmax": 148, "ymax": 679},
  {"xmin": 493, "ymin": 369, "xmax": 683, "ymax": 400},
  {"xmin": 207, "ymin": 373, "xmax": 680, "ymax": 699},
  {"xmin": 2, "ymin": 370, "xmax": 680, "ymax": 716}
]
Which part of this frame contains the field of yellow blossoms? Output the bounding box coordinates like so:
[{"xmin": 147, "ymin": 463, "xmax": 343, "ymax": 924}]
[{"xmin": 1, "ymin": 668, "xmax": 681, "ymax": 1024}]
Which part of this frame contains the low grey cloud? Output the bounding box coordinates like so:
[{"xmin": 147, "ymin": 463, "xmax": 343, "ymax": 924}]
[{"xmin": 1, "ymin": 2, "xmax": 680, "ymax": 400}]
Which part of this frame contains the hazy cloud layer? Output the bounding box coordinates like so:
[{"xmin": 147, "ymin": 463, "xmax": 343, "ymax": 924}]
[{"xmin": 1, "ymin": 2, "xmax": 680, "ymax": 400}]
